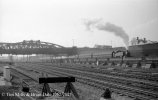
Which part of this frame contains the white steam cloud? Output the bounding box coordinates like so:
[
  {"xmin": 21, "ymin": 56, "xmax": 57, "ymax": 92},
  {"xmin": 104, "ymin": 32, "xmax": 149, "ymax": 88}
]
[{"xmin": 84, "ymin": 19, "xmax": 129, "ymax": 47}]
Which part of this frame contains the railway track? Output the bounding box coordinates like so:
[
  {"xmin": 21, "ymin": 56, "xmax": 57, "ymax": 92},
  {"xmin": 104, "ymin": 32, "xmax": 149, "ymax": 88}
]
[
  {"xmin": 68, "ymin": 64, "xmax": 158, "ymax": 82},
  {"xmin": 8, "ymin": 68, "xmax": 39, "ymax": 100},
  {"xmin": 28, "ymin": 62, "xmax": 158, "ymax": 87},
  {"xmin": 10, "ymin": 67, "xmax": 71, "ymax": 100},
  {"xmin": 29, "ymin": 64, "xmax": 158, "ymax": 97},
  {"xmin": 49, "ymin": 66, "xmax": 158, "ymax": 91},
  {"xmin": 16, "ymin": 62, "xmax": 158, "ymax": 100},
  {"xmin": 29, "ymin": 62, "xmax": 158, "ymax": 82},
  {"xmin": 57, "ymin": 63, "xmax": 158, "ymax": 81}
]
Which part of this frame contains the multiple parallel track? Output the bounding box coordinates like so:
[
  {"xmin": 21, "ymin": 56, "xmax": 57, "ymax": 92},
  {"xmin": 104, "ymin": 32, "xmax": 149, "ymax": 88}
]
[
  {"xmin": 16, "ymin": 62, "xmax": 158, "ymax": 100},
  {"xmin": 37, "ymin": 63, "xmax": 158, "ymax": 82},
  {"xmin": 9, "ymin": 67, "xmax": 69, "ymax": 100}
]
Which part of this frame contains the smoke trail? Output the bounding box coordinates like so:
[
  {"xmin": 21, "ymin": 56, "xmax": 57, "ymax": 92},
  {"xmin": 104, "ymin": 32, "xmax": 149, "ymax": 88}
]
[
  {"xmin": 83, "ymin": 18, "xmax": 102, "ymax": 31},
  {"xmin": 84, "ymin": 19, "xmax": 129, "ymax": 47}
]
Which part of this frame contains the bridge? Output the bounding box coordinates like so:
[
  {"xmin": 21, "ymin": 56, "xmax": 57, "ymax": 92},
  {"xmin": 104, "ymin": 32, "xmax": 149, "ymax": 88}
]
[{"xmin": 0, "ymin": 40, "xmax": 77, "ymax": 56}]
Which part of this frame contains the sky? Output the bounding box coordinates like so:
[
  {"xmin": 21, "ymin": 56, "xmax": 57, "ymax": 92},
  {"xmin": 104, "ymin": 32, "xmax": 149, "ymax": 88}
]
[{"xmin": 0, "ymin": 0, "xmax": 158, "ymax": 47}]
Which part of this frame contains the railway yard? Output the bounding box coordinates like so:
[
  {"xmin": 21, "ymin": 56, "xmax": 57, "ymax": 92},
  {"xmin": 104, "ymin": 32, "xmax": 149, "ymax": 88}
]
[
  {"xmin": 1, "ymin": 0, "xmax": 158, "ymax": 99},
  {"xmin": 1, "ymin": 59, "xmax": 158, "ymax": 100}
]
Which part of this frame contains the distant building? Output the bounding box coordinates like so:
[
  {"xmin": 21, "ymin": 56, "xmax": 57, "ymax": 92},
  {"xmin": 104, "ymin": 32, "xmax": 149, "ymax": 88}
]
[
  {"xmin": 94, "ymin": 44, "xmax": 112, "ymax": 49},
  {"xmin": 130, "ymin": 37, "xmax": 158, "ymax": 46}
]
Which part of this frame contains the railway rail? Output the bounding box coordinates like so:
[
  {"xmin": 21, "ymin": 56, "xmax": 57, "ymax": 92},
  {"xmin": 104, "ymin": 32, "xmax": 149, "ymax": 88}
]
[
  {"xmin": 16, "ymin": 62, "xmax": 158, "ymax": 100},
  {"xmin": 29, "ymin": 62, "xmax": 158, "ymax": 83},
  {"xmin": 9, "ymin": 66, "xmax": 71, "ymax": 100},
  {"xmin": 11, "ymin": 66, "xmax": 81, "ymax": 100},
  {"xmin": 6, "ymin": 68, "xmax": 39, "ymax": 100},
  {"xmin": 28, "ymin": 64, "xmax": 158, "ymax": 97}
]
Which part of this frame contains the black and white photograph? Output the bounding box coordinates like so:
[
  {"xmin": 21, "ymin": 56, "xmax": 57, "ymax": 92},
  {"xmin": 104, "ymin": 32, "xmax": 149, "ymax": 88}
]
[{"xmin": 0, "ymin": 0, "xmax": 158, "ymax": 100}]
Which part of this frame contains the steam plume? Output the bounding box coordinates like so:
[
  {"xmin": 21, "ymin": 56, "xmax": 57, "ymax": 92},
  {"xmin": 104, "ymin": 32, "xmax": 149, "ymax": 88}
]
[{"xmin": 84, "ymin": 19, "xmax": 129, "ymax": 47}]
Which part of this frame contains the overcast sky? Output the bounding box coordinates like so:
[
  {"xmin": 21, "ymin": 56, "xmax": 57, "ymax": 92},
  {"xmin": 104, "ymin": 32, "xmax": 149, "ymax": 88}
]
[{"xmin": 0, "ymin": 0, "xmax": 158, "ymax": 47}]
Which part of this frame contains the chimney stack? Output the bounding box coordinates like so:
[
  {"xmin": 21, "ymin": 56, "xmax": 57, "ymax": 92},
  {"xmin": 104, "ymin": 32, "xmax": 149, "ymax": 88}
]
[
  {"xmin": 136, "ymin": 37, "xmax": 139, "ymax": 40},
  {"xmin": 136, "ymin": 37, "xmax": 140, "ymax": 44},
  {"xmin": 144, "ymin": 38, "xmax": 146, "ymax": 43}
]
